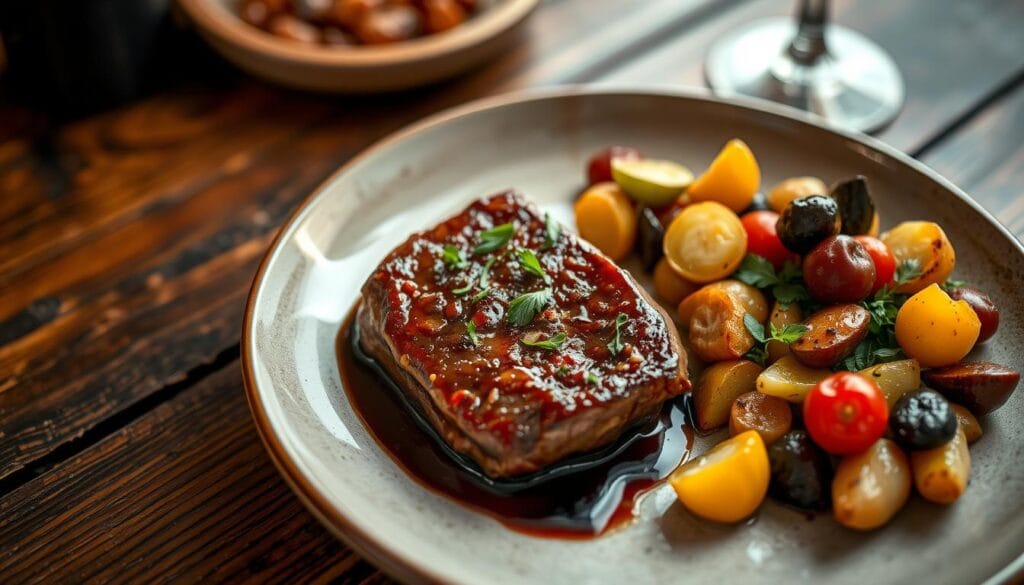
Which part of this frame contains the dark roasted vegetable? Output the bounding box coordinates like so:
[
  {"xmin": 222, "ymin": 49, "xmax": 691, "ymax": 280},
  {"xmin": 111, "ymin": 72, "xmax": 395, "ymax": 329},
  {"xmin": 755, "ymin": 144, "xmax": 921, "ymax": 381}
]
[
  {"xmin": 768, "ymin": 430, "xmax": 832, "ymax": 510},
  {"xmin": 790, "ymin": 304, "xmax": 870, "ymax": 368},
  {"xmin": 948, "ymin": 286, "xmax": 999, "ymax": 343},
  {"xmin": 743, "ymin": 191, "xmax": 771, "ymax": 213},
  {"xmin": 775, "ymin": 195, "xmax": 841, "ymax": 254},
  {"xmin": 637, "ymin": 207, "xmax": 665, "ymax": 271},
  {"xmin": 921, "ymin": 361, "xmax": 1021, "ymax": 415},
  {"xmin": 889, "ymin": 389, "xmax": 957, "ymax": 450},
  {"xmin": 830, "ymin": 176, "xmax": 876, "ymax": 235},
  {"xmin": 802, "ymin": 235, "xmax": 876, "ymax": 303}
]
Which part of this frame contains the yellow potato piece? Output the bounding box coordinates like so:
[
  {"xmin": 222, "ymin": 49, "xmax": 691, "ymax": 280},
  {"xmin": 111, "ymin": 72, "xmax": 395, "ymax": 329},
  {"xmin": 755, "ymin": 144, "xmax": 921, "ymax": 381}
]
[
  {"xmin": 653, "ymin": 257, "xmax": 698, "ymax": 306},
  {"xmin": 688, "ymin": 139, "xmax": 761, "ymax": 212},
  {"xmin": 895, "ymin": 284, "xmax": 980, "ymax": 367},
  {"xmin": 755, "ymin": 355, "xmax": 831, "ymax": 403},
  {"xmin": 693, "ymin": 360, "xmax": 764, "ymax": 431},
  {"xmin": 881, "ymin": 221, "xmax": 956, "ymax": 294},
  {"xmin": 670, "ymin": 430, "xmax": 769, "ymax": 523},
  {"xmin": 574, "ymin": 182, "xmax": 636, "ymax": 261},
  {"xmin": 663, "ymin": 201, "xmax": 747, "ymax": 283},
  {"xmin": 857, "ymin": 359, "xmax": 921, "ymax": 407},
  {"xmin": 911, "ymin": 428, "xmax": 971, "ymax": 504},
  {"xmin": 833, "ymin": 439, "xmax": 911, "ymax": 530},
  {"xmin": 766, "ymin": 176, "xmax": 827, "ymax": 213}
]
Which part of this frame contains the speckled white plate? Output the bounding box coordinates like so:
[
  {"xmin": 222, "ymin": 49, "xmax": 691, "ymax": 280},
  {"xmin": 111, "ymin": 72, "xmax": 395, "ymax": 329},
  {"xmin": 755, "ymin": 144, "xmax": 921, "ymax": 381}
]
[{"xmin": 242, "ymin": 87, "xmax": 1024, "ymax": 584}]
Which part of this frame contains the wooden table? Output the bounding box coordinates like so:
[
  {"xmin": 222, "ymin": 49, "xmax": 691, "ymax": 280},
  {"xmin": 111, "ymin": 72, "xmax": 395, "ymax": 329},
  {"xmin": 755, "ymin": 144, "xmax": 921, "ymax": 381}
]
[{"xmin": 2, "ymin": 0, "xmax": 1022, "ymax": 582}]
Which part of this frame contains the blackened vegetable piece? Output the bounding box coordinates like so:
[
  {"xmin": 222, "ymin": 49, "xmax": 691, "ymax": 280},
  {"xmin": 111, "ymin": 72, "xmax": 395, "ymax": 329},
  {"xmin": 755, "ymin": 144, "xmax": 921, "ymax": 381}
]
[
  {"xmin": 830, "ymin": 176, "xmax": 876, "ymax": 235},
  {"xmin": 768, "ymin": 430, "xmax": 833, "ymax": 510},
  {"xmin": 948, "ymin": 287, "xmax": 999, "ymax": 343},
  {"xmin": 775, "ymin": 195, "xmax": 841, "ymax": 254},
  {"xmin": 743, "ymin": 192, "xmax": 771, "ymax": 213},
  {"xmin": 637, "ymin": 207, "xmax": 665, "ymax": 272},
  {"xmin": 889, "ymin": 389, "xmax": 957, "ymax": 450}
]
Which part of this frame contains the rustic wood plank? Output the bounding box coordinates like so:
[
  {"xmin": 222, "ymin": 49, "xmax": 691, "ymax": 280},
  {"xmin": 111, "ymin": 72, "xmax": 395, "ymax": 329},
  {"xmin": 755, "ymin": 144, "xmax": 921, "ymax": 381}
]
[
  {"xmin": 0, "ymin": 364, "xmax": 391, "ymax": 584},
  {"xmin": 596, "ymin": 0, "xmax": 1024, "ymax": 154},
  {"xmin": 0, "ymin": 0, "xmax": 742, "ymax": 482},
  {"xmin": 920, "ymin": 82, "xmax": 1024, "ymax": 238}
]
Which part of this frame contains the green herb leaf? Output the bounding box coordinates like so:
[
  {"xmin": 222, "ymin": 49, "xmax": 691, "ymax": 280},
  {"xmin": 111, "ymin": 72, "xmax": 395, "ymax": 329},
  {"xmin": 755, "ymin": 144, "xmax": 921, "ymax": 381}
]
[
  {"xmin": 607, "ymin": 313, "xmax": 629, "ymax": 356},
  {"xmin": 894, "ymin": 258, "xmax": 923, "ymax": 285},
  {"xmin": 744, "ymin": 346, "xmax": 769, "ymax": 367},
  {"xmin": 770, "ymin": 322, "xmax": 810, "ymax": 344},
  {"xmin": 442, "ymin": 244, "xmax": 468, "ymax": 269},
  {"xmin": 517, "ymin": 249, "xmax": 547, "ymax": 280},
  {"xmin": 506, "ymin": 288, "xmax": 553, "ymax": 326},
  {"xmin": 471, "ymin": 288, "xmax": 492, "ymax": 303},
  {"xmin": 520, "ymin": 331, "xmax": 567, "ymax": 350},
  {"xmin": 556, "ymin": 365, "xmax": 570, "ymax": 377},
  {"xmin": 473, "ymin": 223, "xmax": 515, "ymax": 255},
  {"xmin": 586, "ymin": 372, "xmax": 600, "ymax": 385},
  {"xmin": 465, "ymin": 321, "xmax": 479, "ymax": 346},
  {"xmin": 773, "ymin": 283, "xmax": 810, "ymax": 307},
  {"xmin": 542, "ymin": 213, "xmax": 561, "ymax": 250},
  {"xmin": 733, "ymin": 254, "xmax": 778, "ymax": 288},
  {"xmin": 743, "ymin": 313, "xmax": 767, "ymax": 343},
  {"xmin": 452, "ymin": 282, "xmax": 474, "ymax": 295},
  {"xmin": 479, "ymin": 256, "xmax": 497, "ymax": 288},
  {"xmin": 942, "ymin": 278, "xmax": 968, "ymax": 291}
]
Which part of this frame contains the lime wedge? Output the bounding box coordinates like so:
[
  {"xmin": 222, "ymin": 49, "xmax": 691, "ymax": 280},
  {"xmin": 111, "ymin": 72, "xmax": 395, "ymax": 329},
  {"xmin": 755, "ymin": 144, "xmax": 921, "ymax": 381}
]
[{"xmin": 611, "ymin": 158, "xmax": 693, "ymax": 206}]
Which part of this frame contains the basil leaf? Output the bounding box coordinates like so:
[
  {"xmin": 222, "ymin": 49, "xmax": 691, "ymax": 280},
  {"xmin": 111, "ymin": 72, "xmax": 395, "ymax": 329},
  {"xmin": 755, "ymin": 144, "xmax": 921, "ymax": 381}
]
[
  {"xmin": 506, "ymin": 288, "xmax": 553, "ymax": 326},
  {"xmin": 520, "ymin": 331, "xmax": 567, "ymax": 350},
  {"xmin": 473, "ymin": 223, "xmax": 515, "ymax": 255},
  {"xmin": 733, "ymin": 254, "xmax": 778, "ymax": 288},
  {"xmin": 743, "ymin": 313, "xmax": 767, "ymax": 343}
]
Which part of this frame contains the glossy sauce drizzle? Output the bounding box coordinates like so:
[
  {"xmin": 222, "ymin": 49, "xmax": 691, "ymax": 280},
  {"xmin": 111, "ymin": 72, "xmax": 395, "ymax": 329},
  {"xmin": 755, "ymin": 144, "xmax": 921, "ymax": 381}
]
[{"xmin": 337, "ymin": 308, "xmax": 694, "ymax": 539}]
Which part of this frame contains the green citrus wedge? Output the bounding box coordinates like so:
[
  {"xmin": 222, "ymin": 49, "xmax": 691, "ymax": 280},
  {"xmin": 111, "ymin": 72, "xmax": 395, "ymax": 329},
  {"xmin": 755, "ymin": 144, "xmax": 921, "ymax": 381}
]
[{"xmin": 611, "ymin": 158, "xmax": 693, "ymax": 205}]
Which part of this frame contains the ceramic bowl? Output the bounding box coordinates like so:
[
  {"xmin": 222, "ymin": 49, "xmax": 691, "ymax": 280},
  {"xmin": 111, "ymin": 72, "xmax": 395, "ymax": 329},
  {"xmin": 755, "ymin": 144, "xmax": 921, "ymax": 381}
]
[
  {"xmin": 177, "ymin": 0, "xmax": 539, "ymax": 92},
  {"xmin": 242, "ymin": 87, "xmax": 1024, "ymax": 584}
]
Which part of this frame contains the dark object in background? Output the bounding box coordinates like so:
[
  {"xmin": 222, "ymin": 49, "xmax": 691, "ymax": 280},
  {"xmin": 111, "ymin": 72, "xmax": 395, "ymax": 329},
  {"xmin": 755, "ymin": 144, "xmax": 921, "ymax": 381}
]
[{"xmin": 0, "ymin": 0, "xmax": 221, "ymax": 117}]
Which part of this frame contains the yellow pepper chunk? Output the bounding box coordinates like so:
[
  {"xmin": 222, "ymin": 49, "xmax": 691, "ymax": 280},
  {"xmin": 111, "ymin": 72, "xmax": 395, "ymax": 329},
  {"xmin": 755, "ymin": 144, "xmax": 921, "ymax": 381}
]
[
  {"xmin": 895, "ymin": 284, "xmax": 980, "ymax": 367},
  {"xmin": 669, "ymin": 430, "xmax": 769, "ymax": 523},
  {"xmin": 687, "ymin": 139, "xmax": 761, "ymax": 213}
]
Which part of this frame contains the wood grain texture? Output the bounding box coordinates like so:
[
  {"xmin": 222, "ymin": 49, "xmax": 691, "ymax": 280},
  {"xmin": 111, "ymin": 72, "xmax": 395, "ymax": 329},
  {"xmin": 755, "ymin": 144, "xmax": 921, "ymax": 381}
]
[
  {"xmin": 0, "ymin": 364, "xmax": 391, "ymax": 584},
  {"xmin": 0, "ymin": 0, "xmax": 735, "ymax": 482},
  {"xmin": 920, "ymin": 83, "xmax": 1024, "ymax": 238},
  {"xmin": 596, "ymin": 0, "xmax": 1024, "ymax": 154}
]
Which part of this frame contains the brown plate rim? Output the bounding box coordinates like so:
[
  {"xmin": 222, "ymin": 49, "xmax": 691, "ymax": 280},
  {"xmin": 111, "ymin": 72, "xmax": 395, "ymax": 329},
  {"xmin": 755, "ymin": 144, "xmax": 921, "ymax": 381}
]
[{"xmin": 240, "ymin": 85, "xmax": 1024, "ymax": 585}]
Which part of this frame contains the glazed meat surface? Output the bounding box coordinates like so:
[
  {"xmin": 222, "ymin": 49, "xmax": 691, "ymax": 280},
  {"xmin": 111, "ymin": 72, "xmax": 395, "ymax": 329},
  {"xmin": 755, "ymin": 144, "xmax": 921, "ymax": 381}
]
[{"xmin": 358, "ymin": 191, "xmax": 689, "ymax": 478}]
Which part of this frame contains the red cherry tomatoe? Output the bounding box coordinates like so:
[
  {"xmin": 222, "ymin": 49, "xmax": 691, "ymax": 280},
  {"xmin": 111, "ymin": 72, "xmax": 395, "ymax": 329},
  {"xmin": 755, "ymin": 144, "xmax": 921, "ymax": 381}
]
[
  {"xmin": 740, "ymin": 210, "xmax": 799, "ymax": 270},
  {"xmin": 803, "ymin": 372, "xmax": 889, "ymax": 455},
  {"xmin": 854, "ymin": 235, "xmax": 896, "ymax": 294},
  {"xmin": 586, "ymin": 146, "xmax": 642, "ymax": 185}
]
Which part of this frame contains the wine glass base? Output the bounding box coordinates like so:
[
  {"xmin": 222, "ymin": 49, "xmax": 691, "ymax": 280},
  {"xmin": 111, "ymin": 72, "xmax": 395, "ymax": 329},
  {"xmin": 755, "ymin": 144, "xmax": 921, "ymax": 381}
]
[{"xmin": 705, "ymin": 17, "xmax": 905, "ymax": 134}]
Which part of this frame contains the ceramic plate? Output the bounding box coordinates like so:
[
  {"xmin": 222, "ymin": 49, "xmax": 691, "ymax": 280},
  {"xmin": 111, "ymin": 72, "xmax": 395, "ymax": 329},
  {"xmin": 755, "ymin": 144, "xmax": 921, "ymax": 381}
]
[{"xmin": 242, "ymin": 88, "xmax": 1024, "ymax": 584}]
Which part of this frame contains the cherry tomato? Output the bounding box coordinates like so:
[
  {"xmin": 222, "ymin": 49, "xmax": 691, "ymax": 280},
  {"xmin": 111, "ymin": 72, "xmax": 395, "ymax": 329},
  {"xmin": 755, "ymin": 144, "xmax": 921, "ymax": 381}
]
[
  {"xmin": 854, "ymin": 235, "xmax": 896, "ymax": 294},
  {"xmin": 741, "ymin": 210, "xmax": 798, "ymax": 270},
  {"xmin": 802, "ymin": 235, "xmax": 876, "ymax": 304},
  {"xmin": 803, "ymin": 372, "xmax": 889, "ymax": 455},
  {"xmin": 587, "ymin": 146, "xmax": 642, "ymax": 185},
  {"xmin": 663, "ymin": 202, "xmax": 747, "ymax": 283}
]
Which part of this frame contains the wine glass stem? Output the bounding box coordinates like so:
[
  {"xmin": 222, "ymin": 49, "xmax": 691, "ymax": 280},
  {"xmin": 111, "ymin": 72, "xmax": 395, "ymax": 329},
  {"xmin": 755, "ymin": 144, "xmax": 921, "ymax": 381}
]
[{"xmin": 787, "ymin": 0, "xmax": 829, "ymax": 65}]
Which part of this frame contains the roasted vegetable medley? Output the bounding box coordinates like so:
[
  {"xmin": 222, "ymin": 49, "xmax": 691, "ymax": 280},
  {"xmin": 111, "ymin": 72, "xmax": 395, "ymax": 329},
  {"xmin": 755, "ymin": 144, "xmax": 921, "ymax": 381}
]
[{"xmin": 574, "ymin": 141, "xmax": 1020, "ymax": 530}]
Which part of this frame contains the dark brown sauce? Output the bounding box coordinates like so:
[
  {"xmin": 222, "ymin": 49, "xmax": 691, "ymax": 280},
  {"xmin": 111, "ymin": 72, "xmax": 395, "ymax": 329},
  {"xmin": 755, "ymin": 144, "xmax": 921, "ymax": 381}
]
[{"xmin": 337, "ymin": 307, "xmax": 694, "ymax": 539}]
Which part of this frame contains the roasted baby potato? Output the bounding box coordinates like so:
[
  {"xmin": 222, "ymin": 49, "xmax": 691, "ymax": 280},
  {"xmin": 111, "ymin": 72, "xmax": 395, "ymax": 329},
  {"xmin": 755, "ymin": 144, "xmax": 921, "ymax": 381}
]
[
  {"xmin": 921, "ymin": 361, "xmax": 1021, "ymax": 415},
  {"xmin": 895, "ymin": 284, "xmax": 980, "ymax": 368},
  {"xmin": 881, "ymin": 221, "xmax": 956, "ymax": 294},
  {"xmin": 767, "ymin": 176, "xmax": 827, "ymax": 214},
  {"xmin": 951, "ymin": 404, "xmax": 983, "ymax": 443},
  {"xmin": 679, "ymin": 287, "xmax": 757, "ymax": 362},
  {"xmin": 679, "ymin": 280, "xmax": 768, "ymax": 324},
  {"xmin": 769, "ymin": 429, "xmax": 833, "ymax": 510},
  {"xmin": 858, "ymin": 359, "xmax": 921, "ymax": 407},
  {"xmin": 832, "ymin": 439, "xmax": 911, "ymax": 530},
  {"xmin": 767, "ymin": 301, "xmax": 802, "ymax": 364},
  {"xmin": 694, "ymin": 360, "xmax": 764, "ymax": 431},
  {"xmin": 790, "ymin": 304, "xmax": 870, "ymax": 368},
  {"xmin": 756, "ymin": 355, "xmax": 832, "ymax": 403},
  {"xmin": 729, "ymin": 391, "xmax": 792, "ymax": 444},
  {"xmin": 911, "ymin": 428, "xmax": 970, "ymax": 504},
  {"xmin": 653, "ymin": 257, "xmax": 698, "ymax": 306}
]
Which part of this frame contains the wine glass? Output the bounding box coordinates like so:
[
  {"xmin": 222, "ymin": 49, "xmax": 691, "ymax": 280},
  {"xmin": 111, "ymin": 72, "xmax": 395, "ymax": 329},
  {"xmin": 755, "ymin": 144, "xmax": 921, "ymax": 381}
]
[{"xmin": 704, "ymin": 0, "xmax": 904, "ymax": 134}]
